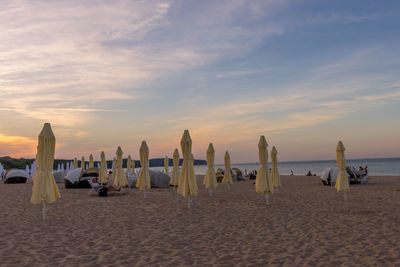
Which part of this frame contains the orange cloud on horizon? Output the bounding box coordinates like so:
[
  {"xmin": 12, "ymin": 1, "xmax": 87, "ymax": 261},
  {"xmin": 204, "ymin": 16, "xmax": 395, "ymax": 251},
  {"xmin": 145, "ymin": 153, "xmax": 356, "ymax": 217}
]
[{"xmin": 0, "ymin": 133, "xmax": 37, "ymax": 158}]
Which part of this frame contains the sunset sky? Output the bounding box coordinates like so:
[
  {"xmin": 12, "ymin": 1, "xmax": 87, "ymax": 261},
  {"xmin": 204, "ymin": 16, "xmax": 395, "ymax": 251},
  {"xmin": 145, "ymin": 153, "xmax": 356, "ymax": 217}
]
[{"xmin": 0, "ymin": 0, "xmax": 399, "ymax": 164}]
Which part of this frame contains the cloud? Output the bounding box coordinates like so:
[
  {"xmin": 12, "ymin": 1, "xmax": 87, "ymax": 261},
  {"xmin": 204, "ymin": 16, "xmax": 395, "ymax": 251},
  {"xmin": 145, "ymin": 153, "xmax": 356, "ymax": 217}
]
[
  {"xmin": 0, "ymin": 0, "xmax": 286, "ymax": 128},
  {"xmin": 215, "ymin": 67, "xmax": 271, "ymax": 79},
  {"xmin": 0, "ymin": 133, "xmax": 37, "ymax": 158}
]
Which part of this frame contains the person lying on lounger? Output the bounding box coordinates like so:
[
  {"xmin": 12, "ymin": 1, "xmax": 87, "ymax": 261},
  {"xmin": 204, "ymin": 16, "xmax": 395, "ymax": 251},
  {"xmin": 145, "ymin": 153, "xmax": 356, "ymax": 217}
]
[{"xmin": 91, "ymin": 178, "xmax": 121, "ymax": 192}]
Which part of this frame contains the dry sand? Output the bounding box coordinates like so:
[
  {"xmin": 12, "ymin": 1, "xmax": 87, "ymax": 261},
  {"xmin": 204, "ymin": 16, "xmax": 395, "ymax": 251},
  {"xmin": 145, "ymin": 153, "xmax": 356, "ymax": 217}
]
[{"xmin": 0, "ymin": 175, "xmax": 399, "ymax": 266}]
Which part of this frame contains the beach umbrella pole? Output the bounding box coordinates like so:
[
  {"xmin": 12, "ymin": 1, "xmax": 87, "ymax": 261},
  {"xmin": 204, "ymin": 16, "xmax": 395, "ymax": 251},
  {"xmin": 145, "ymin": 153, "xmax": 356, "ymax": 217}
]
[
  {"xmin": 188, "ymin": 196, "xmax": 191, "ymax": 208},
  {"xmin": 265, "ymin": 193, "xmax": 269, "ymax": 205},
  {"xmin": 144, "ymin": 190, "xmax": 146, "ymax": 198},
  {"xmin": 209, "ymin": 189, "xmax": 212, "ymax": 196},
  {"xmin": 42, "ymin": 202, "xmax": 46, "ymax": 221},
  {"xmin": 344, "ymin": 192, "xmax": 347, "ymax": 201}
]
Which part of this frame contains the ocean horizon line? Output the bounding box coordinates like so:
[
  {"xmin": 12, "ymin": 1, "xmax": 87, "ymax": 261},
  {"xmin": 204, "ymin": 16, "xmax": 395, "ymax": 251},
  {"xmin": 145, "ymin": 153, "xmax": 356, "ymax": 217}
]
[{"xmin": 230, "ymin": 156, "xmax": 400, "ymax": 166}]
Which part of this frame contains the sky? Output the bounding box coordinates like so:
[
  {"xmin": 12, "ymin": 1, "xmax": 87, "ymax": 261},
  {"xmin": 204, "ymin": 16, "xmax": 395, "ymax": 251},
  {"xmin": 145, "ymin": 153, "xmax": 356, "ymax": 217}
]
[{"xmin": 0, "ymin": 0, "xmax": 399, "ymax": 164}]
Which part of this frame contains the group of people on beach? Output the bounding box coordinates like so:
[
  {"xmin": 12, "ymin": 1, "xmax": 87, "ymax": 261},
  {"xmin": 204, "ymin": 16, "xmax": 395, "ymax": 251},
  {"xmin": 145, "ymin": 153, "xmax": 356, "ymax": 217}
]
[{"xmin": 347, "ymin": 165, "xmax": 368, "ymax": 174}]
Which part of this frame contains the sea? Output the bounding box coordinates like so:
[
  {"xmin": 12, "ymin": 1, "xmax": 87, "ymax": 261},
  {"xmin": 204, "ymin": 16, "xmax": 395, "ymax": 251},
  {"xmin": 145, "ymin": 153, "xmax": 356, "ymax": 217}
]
[{"xmin": 148, "ymin": 157, "xmax": 400, "ymax": 176}]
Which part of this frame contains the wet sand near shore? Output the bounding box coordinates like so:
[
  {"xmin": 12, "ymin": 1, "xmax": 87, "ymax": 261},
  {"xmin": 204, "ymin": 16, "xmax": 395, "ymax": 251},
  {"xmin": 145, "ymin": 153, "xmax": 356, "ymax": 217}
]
[{"xmin": 0, "ymin": 175, "xmax": 399, "ymax": 266}]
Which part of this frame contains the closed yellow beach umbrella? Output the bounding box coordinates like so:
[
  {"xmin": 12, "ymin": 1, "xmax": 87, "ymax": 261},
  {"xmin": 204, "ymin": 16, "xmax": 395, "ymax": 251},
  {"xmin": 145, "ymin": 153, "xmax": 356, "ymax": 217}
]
[
  {"xmin": 132, "ymin": 157, "xmax": 136, "ymax": 173},
  {"xmin": 222, "ymin": 151, "xmax": 233, "ymax": 186},
  {"xmin": 73, "ymin": 157, "xmax": 78, "ymax": 169},
  {"xmin": 89, "ymin": 154, "xmax": 94, "ymax": 168},
  {"xmin": 136, "ymin": 141, "xmax": 151, "ymax": 196},
  {"xmin": 81, "ymin": 156, "xmax": 85, "ymax": 170},
  {"xmin": 30, "ymin": 123, "xmax": 60, "ymax": 220},
  {"xmin": 127, "ymin": 155, "xmax": 132, "ymax": 173},
  {"xmin": 203, "ymin": 143, "xmax": 217, "ymax": 194},
  {"xmin": 178, "ymin": 130, "xmax": 198, "ymax": 208},
  {"xmin": 335, "ymin": 141, "xmax": 349, "ymax": 200},
  {"xmin": 164, "ymin": 156, "xmax": 169, "ymax": 174},
  {"xmin": 170, "ymin": 148, "xmax": 180, "ymax": 187},
  {"xmin": 271, "ymin": 146, "xmax": 281, "ymax": 189},
  {"xmin": 114, "ymin": 146, "xmax": 128, "ymax": 186},
  {"xmin": 255, "ymin": 135, "xmax": 273, "ymax": 205},
  {"xmin": 99, "ymin": 151, "xmax": 107, "ymax": 184}
]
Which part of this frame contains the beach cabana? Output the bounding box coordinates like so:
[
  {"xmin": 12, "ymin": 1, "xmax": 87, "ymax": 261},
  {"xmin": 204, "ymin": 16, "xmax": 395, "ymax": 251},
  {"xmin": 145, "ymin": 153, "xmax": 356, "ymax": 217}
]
[
  {"xmin": 149, "ymin": 170, "xmax": 170, "ymax": 188},
  {"xmin": 216, "ymin": 168, "xmax": 225, "ymax": 182},
  {"xmin": 177, "ymin": 130, "xmax": 198, "ymax": 208},
  {"xmin": 320, "ymin": 167, "xmax": 340, "ymax": 185},
  {"xmin": 65, "ymin": 168, "xmax": 93, "ymax": 188},
  {"xmin": 232, "ymin": 168, "xmax": 244, "ymax": 181},
  {"xmin": 30, "ymin": 123, "xmax": 60, "ymax": 220},
  {"xmin": 52, "ymin": 170, "xmax": 65, "ymax": 183},
  {"xmin": 3, "ymin": 169, "xmax": 28, "ymax": 184},
  {"xmin": 203, "ymin": 143, "xmax": 218, "ymax": 195}
]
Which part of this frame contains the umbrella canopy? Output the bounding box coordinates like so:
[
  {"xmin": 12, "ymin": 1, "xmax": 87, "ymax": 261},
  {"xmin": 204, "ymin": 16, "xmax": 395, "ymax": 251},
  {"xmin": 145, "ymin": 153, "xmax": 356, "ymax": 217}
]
[
  {"xmin": 271, "ymin": 146, "xmax": 281, "ymax": 188},
  {"xmin": 255, "ymin": 136, "xmax": 273, "ymax": 194},
  {"xmin": 164, "ymin": 156, "xmax": 169, "ymax": 174},
  {"xmin": 136, "ymin": 141, "xmax": 151, "ymax": 190},
  {"xmin": 113, "ymin": 146, "xmax": 128, "ymax": 186},
  {"xmin": 170, "ymin": 148, "xmax": 180, "ymax": 186},
  {"xmin": 222, "ymin": 151, "xmax": 233, "ymax": 184},
  {"xmin": 31, "ymin": 123, "xmax": 60, "ymax": 204},
  {"xmin": 89, "ymin": 154, "xmax": 94, "ymax": 168},
  {"xmin": 81, "ymin": 156, "xmax": 85, "ymax": 170},
  {"xmin": 177, "ymin": 130, "xmax": 198, "ymax": 197},
  {"xmin": 73, "ymin": 158, "xmax": 78, "ymax": 169},
  {"xmin": 127, "ymin": 155, "xmax": 132, "ymax": 173},
  {"xmin": 99, "ymin": 151, "xmax": 108, "ymax": 184},
  {"xmin": 203, "ymin": 143, "xmax": 218, "ymax": 189},
  {"xmin": 335, "ymin": 141, "xmax": 349, "ymax": 192}
]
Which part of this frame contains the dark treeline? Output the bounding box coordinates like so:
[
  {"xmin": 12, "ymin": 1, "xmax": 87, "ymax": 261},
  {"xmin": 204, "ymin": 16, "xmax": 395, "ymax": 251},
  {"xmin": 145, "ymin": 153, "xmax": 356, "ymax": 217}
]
[{"xmin": 0, "ymin": 156, "xmax": 206, "ymax": 170}]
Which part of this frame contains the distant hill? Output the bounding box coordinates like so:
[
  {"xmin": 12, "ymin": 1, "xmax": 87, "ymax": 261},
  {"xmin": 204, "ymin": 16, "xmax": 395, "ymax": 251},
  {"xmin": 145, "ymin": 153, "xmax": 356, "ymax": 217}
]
[{"xmin": 0, "ymin": 156, "xmax": 206, "ymax": 170}]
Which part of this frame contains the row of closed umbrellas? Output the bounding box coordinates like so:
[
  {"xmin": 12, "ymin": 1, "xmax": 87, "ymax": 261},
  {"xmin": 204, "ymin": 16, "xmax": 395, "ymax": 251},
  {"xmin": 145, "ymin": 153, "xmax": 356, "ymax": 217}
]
[{"xmin": 30, "ymin": 123, "xmax": 349, "ymax": 220}]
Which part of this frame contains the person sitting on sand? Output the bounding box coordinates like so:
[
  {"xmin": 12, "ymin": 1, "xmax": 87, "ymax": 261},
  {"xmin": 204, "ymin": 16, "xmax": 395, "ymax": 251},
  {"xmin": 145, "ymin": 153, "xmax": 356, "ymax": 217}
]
[
  {"xmin": 306, "ymin": 171, "xmax": 312, "ymax": 176},
  {"xmin": 290, "ymin": 170, "xmax": 294, "ymax": 176},
  {"xmin": 91, "ymin": 178, "xmax": 121, "ymax": 192}
]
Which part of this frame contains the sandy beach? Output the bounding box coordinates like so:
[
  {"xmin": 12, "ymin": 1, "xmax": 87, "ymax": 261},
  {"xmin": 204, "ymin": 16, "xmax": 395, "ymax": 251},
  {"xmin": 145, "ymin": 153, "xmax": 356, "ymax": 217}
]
[{"xmin": 0, "ymin": 175, "xmax": 399, "ymax": 266}]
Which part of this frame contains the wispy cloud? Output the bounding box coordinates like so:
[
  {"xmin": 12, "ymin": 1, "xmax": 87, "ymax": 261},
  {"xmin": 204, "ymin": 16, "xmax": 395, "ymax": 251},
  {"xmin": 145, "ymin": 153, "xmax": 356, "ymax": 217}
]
[{"xmin": 215, "ymin": 67, "xmax": 271, "ymax": 79}]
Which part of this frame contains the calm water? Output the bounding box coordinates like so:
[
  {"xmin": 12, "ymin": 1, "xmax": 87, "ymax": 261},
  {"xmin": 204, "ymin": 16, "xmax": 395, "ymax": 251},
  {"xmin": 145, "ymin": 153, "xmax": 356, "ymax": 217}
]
[{"xmin": 148, "ymin": 157, "xmax": 400, "ymax": 176}]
